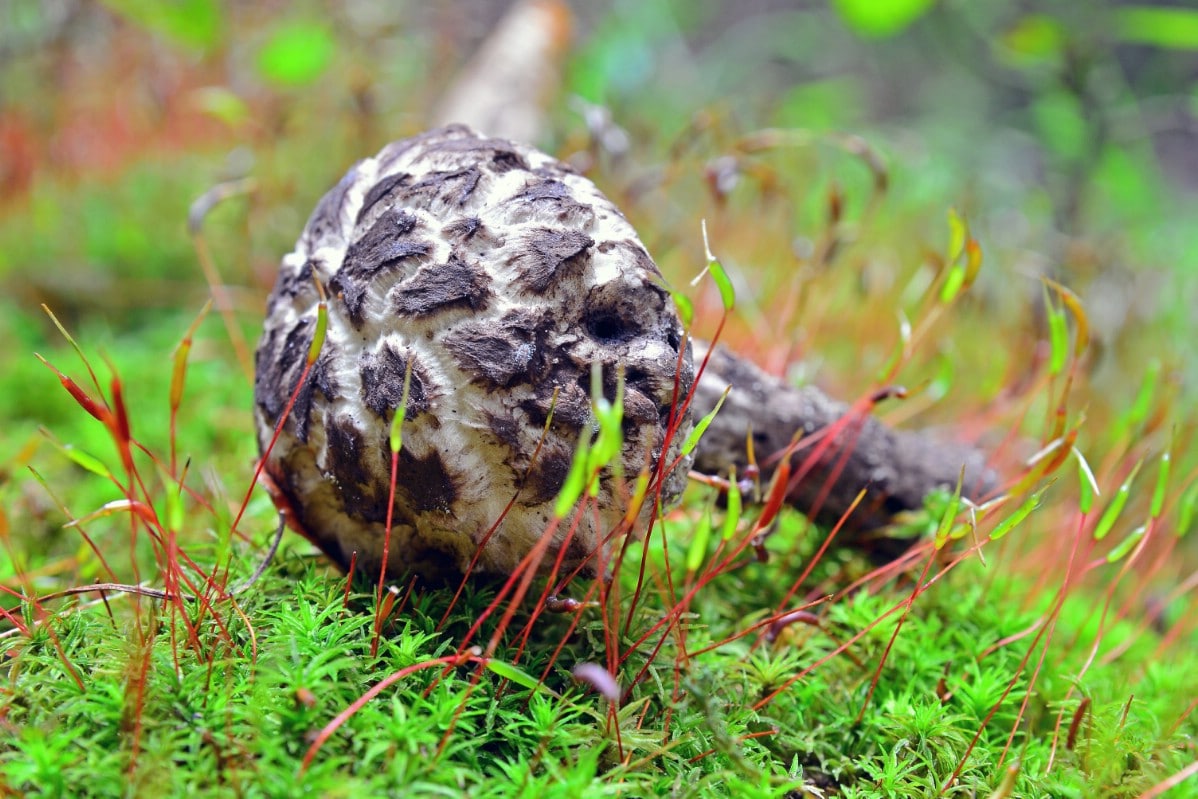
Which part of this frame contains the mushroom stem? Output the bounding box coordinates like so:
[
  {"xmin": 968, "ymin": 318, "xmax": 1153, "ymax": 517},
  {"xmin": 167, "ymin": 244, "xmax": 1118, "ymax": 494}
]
[{"xmin": 690, "ymin": 341, "xmax": 997, "ymax": 551}]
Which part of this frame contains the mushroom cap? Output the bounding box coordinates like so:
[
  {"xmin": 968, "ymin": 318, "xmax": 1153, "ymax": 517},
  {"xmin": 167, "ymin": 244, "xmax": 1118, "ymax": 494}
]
[{"xmin": 254, "ymin": 125, "xmax": 694, "ymax": 579}]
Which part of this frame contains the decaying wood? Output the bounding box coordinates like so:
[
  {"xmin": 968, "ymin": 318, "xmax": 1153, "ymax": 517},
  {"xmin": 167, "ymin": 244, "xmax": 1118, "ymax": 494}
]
[{"xmin": 690, "ymin": 341, "xmax": 998, "ymax": 549}]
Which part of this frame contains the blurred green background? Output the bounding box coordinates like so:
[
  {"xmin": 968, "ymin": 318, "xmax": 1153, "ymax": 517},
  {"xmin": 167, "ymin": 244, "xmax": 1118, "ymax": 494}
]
[{"xmin": 2, "ymin": 0, "xmax": 1196, "ymax": 528}]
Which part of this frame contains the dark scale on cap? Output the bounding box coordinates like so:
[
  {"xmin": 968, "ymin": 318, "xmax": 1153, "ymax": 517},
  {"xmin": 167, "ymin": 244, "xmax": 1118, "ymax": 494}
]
[
  {"xmin": 325, "ymin": 416, "xmax": 388, "ymax": 522},
  {"xmin": 558, "ymin": 534, "xmax": 591, "ymax": 565},
  {"xmin": 290, "ymin": 351, "xmax": 338, "ymax": 443},
  {"xmin": 403, "ymin": 167, "xmax": 484, "ymax": 210},
  {"xmin": 620, "ymin": 387, "xmax": 659, "ymax": 429},
  {"xmin": 265, "ymin": 260, "xmax": 316, "ymax": 318},
  {"xmin": 582, "ymin": 279, "xmax": 668, "ymax": 347},
  {"xmin": 507, "ymin": 178, "xmax": 596, "ymax": 227},
  {"xmin": 374, "ymin": 125, "xmax": 468, "ymax": 173},
  {"xmin": 583, "ymin": 307, "xmax": 643, "ymax": 347},
  {"xmin": 392, "ymin": 447, "xmax": 460, "ymax": 514},
  {"xmin": 596, "ymin": 239, "xmax": 662, "ymax": 278},
  {"xmin": 443, "ymin": 309, "xmax": 540, "ymax": 388},
  {"xmin": 489, "ymin": 148, "xmax": 529, "ymax": 173},
  {"xmin": 255, "ymin": 317, "xmax": 313, "ymax": 423},
  {"xmin": 300, "ymin": 162, "xmax": 362, "ymax": 253},
  {"xmin": 360, "ymin": 344, "xmax": 431, "ymax": 418},
  {"xmin": 294, "ymin": 258, "xmax": 315, "ymax": 289},
  {"xmin": 443, "ymin": 217, "xmax": 488, "ymax": 244},
  {"xmin": 433, "ymin": 134, "xmax": 532, "ymax": 172},
  {"xmin": 520, "ymin": 379, "xmax": 591, "ymax": 431},
  {"xmin": 331, "ymin": 210, "xmax": 430, "ymax": 326},
  {"xmin": 445, "ymin": 218, "xmax": 502, "ymax": 259},
  {"xmin": 511, "ymin": 228, "xmax": 594, "ymax": 294},
  {"xmin": 356, "ymin": 171, "xmax": 412, "ymax": 224},
  {"xmin": 519, "ymin": 443, "xmax": 574, "ymax": 507},
  {"xmin": 253, "ymin": 325, "xmax": 288, "ymax": 422},
  {"xmin": 390, "ymin": 254, "xmax": 491, "ymax": 317},
  {"xmin": 257, "ymin": 327, "xmax": 338, "ymax": 444},
  {"xmin": 519, "ymin": 179, "xmax": 573, "ymax": 202},
  {"xmin": 340, "ymin": 210, "xmax": 422, "ymax": 273},
  {"xmin": 486, "ymin": 411, "xmax": 524, "ymax": 449}
]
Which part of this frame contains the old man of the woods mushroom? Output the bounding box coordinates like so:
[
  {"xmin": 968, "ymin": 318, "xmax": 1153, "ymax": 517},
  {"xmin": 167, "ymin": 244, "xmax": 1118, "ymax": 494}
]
[
  {"xmin": 256, "ymin": 125, "xmax": 997, "ymax": 581},
  {"xmin": 254, "ymin": 125, "xmax": 694, "ymax": 580}
]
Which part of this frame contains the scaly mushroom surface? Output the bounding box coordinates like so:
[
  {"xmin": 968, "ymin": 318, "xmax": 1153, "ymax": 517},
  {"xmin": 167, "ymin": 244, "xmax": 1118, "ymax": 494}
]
[
  {"xmin": 255, "ymin": 125, "xmax": 998, "ymax": 580},
  {"xmin": 255, "ymin": 125, "xmax": 694, "ymax": 579}
]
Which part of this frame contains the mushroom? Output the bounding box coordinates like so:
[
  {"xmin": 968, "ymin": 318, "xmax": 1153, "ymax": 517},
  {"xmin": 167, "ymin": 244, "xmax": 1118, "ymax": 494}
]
[
  {"xmin": 254, "ymin": 125, "xmax": 693, "ymax": 580},
  {"xmin": 255, "ymin": 125, "xmax": 998, "ymax": 581}
]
